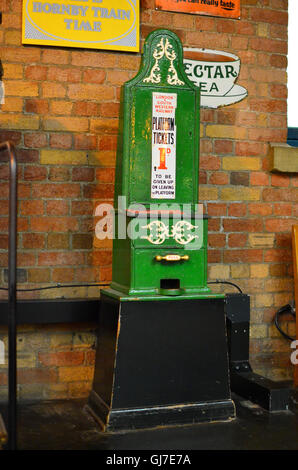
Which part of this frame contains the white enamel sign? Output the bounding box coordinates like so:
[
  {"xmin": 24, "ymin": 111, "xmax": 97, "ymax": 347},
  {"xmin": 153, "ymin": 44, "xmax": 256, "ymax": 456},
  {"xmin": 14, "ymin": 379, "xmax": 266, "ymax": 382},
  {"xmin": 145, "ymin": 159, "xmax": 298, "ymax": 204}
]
[
  {"xmin": 183, "ymin": 48, "xmax": 248, "ymax": 109},
  {"xmin": 151, "ymin": 92, "xmax": 177, "ymax": 199}
]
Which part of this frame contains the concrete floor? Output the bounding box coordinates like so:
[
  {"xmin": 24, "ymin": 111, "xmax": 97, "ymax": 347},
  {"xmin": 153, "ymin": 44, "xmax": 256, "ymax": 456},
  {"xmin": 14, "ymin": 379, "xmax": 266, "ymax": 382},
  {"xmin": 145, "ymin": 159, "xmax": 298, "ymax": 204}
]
[{"xmin": 1, "ymin": 391, "xmax": 298, "ymax": 450}]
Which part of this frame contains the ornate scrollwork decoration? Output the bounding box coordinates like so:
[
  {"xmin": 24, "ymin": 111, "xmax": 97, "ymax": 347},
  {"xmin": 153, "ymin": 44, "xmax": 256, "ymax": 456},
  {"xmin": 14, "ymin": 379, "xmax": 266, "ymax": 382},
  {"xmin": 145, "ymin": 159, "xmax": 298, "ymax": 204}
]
[
  {"xmin": 141, "ymin": 220, "xmax": 198, "ymax": 245},
  {"xmin": 143, "ymin": 37, "xmax": 184, "ymax": 86},
  {"xmin": 164, "ymin": 38, "xmax": 184, "ymax": 86},
  {"xmin": 143, "ymin": 38, "xmax": 165, "ymax": 84}
]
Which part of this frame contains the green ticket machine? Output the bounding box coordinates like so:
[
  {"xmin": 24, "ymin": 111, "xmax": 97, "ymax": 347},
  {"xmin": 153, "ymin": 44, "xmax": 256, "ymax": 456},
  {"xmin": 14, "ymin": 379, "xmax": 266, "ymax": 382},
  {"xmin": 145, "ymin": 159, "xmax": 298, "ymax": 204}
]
[{"xmin": 88, "ymin": 29, "xmax": 235, "ymax": 431}]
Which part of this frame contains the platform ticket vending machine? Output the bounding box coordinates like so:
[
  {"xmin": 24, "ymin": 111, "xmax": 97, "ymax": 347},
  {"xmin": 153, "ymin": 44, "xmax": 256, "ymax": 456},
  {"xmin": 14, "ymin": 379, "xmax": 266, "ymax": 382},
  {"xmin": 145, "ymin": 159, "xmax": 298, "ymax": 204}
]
[{"xmin": 88, "ymin": 29, "xmax": 236, "ymax": 431}]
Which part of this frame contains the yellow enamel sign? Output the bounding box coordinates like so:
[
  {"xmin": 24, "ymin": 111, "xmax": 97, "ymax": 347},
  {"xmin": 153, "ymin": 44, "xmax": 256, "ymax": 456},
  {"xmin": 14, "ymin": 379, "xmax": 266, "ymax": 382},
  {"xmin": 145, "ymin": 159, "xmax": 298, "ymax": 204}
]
[{"xmin": 22, "ymin": 0, "xmax": 139, "ymax": 52}]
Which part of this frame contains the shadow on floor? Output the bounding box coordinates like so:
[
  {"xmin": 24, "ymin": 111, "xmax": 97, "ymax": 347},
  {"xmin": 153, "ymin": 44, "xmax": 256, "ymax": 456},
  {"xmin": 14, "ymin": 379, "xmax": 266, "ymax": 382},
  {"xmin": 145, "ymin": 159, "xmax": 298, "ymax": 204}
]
[{"xmin": 1, "ymin": 391, "xmax": 298, "ymax": 450}]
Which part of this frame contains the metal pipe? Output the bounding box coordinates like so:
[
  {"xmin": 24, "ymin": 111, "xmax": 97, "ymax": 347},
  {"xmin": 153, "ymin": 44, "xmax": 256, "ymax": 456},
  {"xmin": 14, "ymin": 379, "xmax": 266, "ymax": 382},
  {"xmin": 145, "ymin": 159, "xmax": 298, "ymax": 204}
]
[{"xmin": 0, "ymin": 141, "xmax": 17, "ymax": 450}]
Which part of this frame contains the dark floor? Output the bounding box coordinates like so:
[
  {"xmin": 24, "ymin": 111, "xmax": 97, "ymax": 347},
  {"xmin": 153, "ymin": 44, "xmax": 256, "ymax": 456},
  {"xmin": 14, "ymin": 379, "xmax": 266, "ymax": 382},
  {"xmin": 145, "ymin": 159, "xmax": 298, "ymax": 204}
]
[{"xmin": 1, "ymin": 391, "xmax": 298, "ymax": 450}]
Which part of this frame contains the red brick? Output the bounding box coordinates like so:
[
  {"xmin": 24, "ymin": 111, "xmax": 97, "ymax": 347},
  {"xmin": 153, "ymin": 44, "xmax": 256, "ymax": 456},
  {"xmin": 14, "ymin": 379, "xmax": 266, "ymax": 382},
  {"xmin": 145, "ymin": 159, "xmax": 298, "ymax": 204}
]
[
  {"xmin": 200, "ymin": 156, "xmax": 220, "ymax": 170},
  {"xmin": 228, "ymin": 203, "xmax": 247, "ymax": 217},
  {"xmin": 274, "ymin": 203, "xmax": 292, "ymax": 216},
  {"xmin": 206, "ymin": 204, "xmax": 226, "ymax": 216},
  {"xmin": 201, "ymin": 109, "xmax": 215, "ymax": 123},
  {"xmin": 25, "ymin": 65, "xmax": 47, "ymax": 81},
  {"xmin": 230, "ymin": 36, "xmax": 249, "ymax": 50},
  {"xmin": 209, "ymin": 172, "xmax": 229, "ymax": 185},
  {"xmin": 32, "ymin": 183, "xmax": 80, "ymax": 198},
  {"xmin": 239, "ymin": 51, "xmax": 256, "ymax": 65},
  {"xmin": 46, "ymin": 200, "xmax": 69, "ymax": 216},
  {"xmin": 42, "ymin": 49, "xmax": 69, "ymax": 65},
  {"xmin": 248, "ymin": 128, "xmax": 287, "ymax": 143},
  {"xmin": 264, "ymin": 249, "xmax": 293, "ymax": 262},
  {"xmin": 15, "ymin": 148, "xmax": 38, "ymax": 163},
  {"xmin": 214, "ymin": 140, "xmax": 233, "ymax": 154},
  {"xmin": 39, "ymin": 351, "xmax": 84, "ymax": 367},
  {"xmin": 248, "ymin": 203, "xmax": 272, "ymax": 216},
  {"xmin": 2, "ymin": 46, "xmax": 40, "ymax": 63},
  {"xmin": 17, "ymin": 252, "xmax": 36, "ymax": 266},
  {"xmin": 208, "ymin": 218, "xmax": 221, "ymax": 232},
  {"xmin": 207, "ymin": 250, "xmax": 221, "ymax": 263},
  {"xmin": 31, "ymin": 217, "xmax": 78, "ymax": 232},
  {"xmin": 270, "ymin": 114, "xmax": 287, "ymax": 129},
  {"xmin": 74, "ymin": 134, "xmax": 97, "ymax": 150},
  {"xmin": 271, "ymin": 174, "xmax": 290, "ymax": 187},
  {"xmin": 18, "ymin": 183, "xmax": 31, "ymax": 199},
  {"xmin": 270, "ymin": 84, "xmax": 287, "ymax": 99},
  {"xmin": 0, "ymin": 234, "xmax": 8, "ymax": 249},
  {"xmin": 25, "ymin": 99, "xmax": 49, "ymax": 114},
  {"xmin": 83, "ymin": 184, "xmax": 114, "ymax": 199},
  {"xmin": 50, "ymin": 100, "xmax": 73, "ymax": 116},
  {"xmin": 252, "ymin": 37, "xmax": 287, "ymax": 54},
  {"xmin": 217, "ymin": 109, "xmax": 236, "ymax": 125},
  {"xmin": 24, "ymin": 132, "xmax": 47, "ymax": 148},
  {"xmin": 22, "ymin": 233, "xmax": 45, "ymax": 249},
  {"xmin": 235, "ymin": 21, "xmax": 255, "ymax": 36},
  {"xmin": 97, "ymin": 135, "xmax": 117, "ymax": 151},
  {"xmin": 270, "ymin": 54, "xmax": 287, "ymax": 68},
  {"xmin": 67, "ymin": 83, "xmax": 113, "ymax": 101},
  {"xmin": 72, "ymin": 168, "xmax": 95, "ymax": 182},
  {"xmin": 0, "ymin": 182, "xmax": 9, "ymax": 198},
  {"xmin": 187, "ymin": 29, "xmax": 229, "ymax": 48},
  {"xmin": 42, "ymin": 82, "xmax": 66, "ymax": 99},
  {"xmin": 200, "ymin": 139, "xmax": 213, "ymax": 154},
  {"xmin": 265, "ymin": 218, "xmax": 297, "ymax": 232},
  {"xmin": 48, "ymin": 167, "xmax": 70, "ymax": 182},
  {"xmin": 251, "ymin": 8, "xmax": 287, "ymax": 25},
  {"xmin": 250, "ymin": 99, "xmax": 286, "ymax": 113},
  {"xmin": 275, "ymin": 233, "xmax": 291, "ymax": 248},
  {"xmin": 224, "ymin": 249, "xmax": 263, "ymax": 263},
  {"xmin": 0, "ymin": 253, "xmax": 8, "ymax": 267},
  {"xmin": 88, "ymin": 251, "xmax": 112, "ymax": 266},
  {"xmin": 235, "ymin": 141, "xmax": 267, "ymax": 156},
  {"xmin": 71, "ymin": 201, "xmax": 93, "ymax": 217},
  {"xmin": 49, "ymin": 134, "xmax": 72, "ymax": 149},
  {"xmin": 263, "ymin": 188, "xmax": 298, "ymax": 202},
  {"xmin": 217, "ymin": 19, "xmax": 235, "ymax": 33},
  {"xmin": 199, "ymin": 171, "xmax": 207, "ymax": 184},
  {"xmin": 0, "ymin": 131, "xmax": 22, "ymax": 145},
  {"xmin": 223, "ymin": 219, "xmax": 263, "ymax": 232},
  {"xmin": 251, "ymin": 172, "xmax": 270, "ymax": 186},
  {"xmin": 20, "ymin": 200, "xmax": 44, "ymax": 215},
  {"xmin": 71, "ymin": 51, "xmax": 117, "ymax": 68},
  {"xmin": 24, "ymin": 166, "xmax": 47, "ymax": 181},
  {"xmin": 99, "ymin": 266, "xmax": 112, "ymax": 283},
  {"xmin": 98, "ymin": 102, "xmax": 120, "ymax": 118},
  {"xmin": 38, "ymin": 252, "xmax": 85, "ymax": 266},
  {"xmin": 208, "ymin": 234, "xmax": 226, "ymax": 248},
  {"xmin": 83, "ymin": 69, "xmax": 106, "ymax": 84},
  {"xmin": 73, "ymin": 101, "xmax": 98, "ymax": 117},
  {"xmin": 47, "ymin": 67, "xmax": 81, "ymax": 83},
  {"xmin": 228, "ymin": 233, "xmax": 247, "ymax": 247}
]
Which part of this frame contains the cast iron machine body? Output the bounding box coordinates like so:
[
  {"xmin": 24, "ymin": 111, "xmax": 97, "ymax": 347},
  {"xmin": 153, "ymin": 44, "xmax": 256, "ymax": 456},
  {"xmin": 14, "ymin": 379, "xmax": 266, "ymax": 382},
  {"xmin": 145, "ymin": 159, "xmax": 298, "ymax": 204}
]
[{"xmin": 88, "ymin": 29, "xmax": 235, "ymax": 431}]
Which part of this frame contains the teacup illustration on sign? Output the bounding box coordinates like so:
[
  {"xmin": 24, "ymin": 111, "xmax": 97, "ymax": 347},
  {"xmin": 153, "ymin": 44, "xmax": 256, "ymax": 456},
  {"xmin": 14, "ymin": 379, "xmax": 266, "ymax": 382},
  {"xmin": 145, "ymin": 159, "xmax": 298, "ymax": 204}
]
[{"xmin": 183, "ymin": 48, "xmax": 248, "ymax": 109}]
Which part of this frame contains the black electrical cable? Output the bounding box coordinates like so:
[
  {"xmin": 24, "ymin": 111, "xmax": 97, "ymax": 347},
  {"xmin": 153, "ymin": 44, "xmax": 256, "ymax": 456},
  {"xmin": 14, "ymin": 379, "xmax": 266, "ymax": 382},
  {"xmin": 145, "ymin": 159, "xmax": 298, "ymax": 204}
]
[
  {"xmin": 0, "ymin": 283, "xmax": 108, "ymax": 292},
  {"xmin": 207, "ymin": 280, "xmax": 243, "ymax": 294},
  {"xmin": 274, "ymin": 303, "xmax": 296, "ymax": 341}
]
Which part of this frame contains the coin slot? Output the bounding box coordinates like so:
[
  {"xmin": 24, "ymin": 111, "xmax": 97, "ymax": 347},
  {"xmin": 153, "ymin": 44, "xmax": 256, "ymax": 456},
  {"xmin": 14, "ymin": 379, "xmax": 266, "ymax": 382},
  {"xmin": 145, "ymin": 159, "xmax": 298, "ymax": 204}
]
[{"xmin": 160, "ymin": 279, "xmax": 180, "ymax": 290}]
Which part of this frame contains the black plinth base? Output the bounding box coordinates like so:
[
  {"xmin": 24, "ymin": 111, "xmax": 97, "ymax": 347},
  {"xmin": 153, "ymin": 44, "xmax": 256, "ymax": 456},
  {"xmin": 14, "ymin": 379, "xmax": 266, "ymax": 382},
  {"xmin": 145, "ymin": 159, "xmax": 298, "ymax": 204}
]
[
  {"xmin": 230, "ymin": 370, "xmax": 291, "ymax": 412},
  {"xmin": 87, "ymin": 294, "xmax": 235, "ymax": 432}
]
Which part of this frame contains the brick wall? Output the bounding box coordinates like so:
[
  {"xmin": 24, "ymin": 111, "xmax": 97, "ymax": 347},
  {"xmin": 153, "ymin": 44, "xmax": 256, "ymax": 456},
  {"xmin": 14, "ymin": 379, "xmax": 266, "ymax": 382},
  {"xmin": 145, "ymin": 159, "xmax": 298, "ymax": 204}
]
[{"xmin": 0, "ymin": 0, "xmax": 296, "ymax": 400}]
